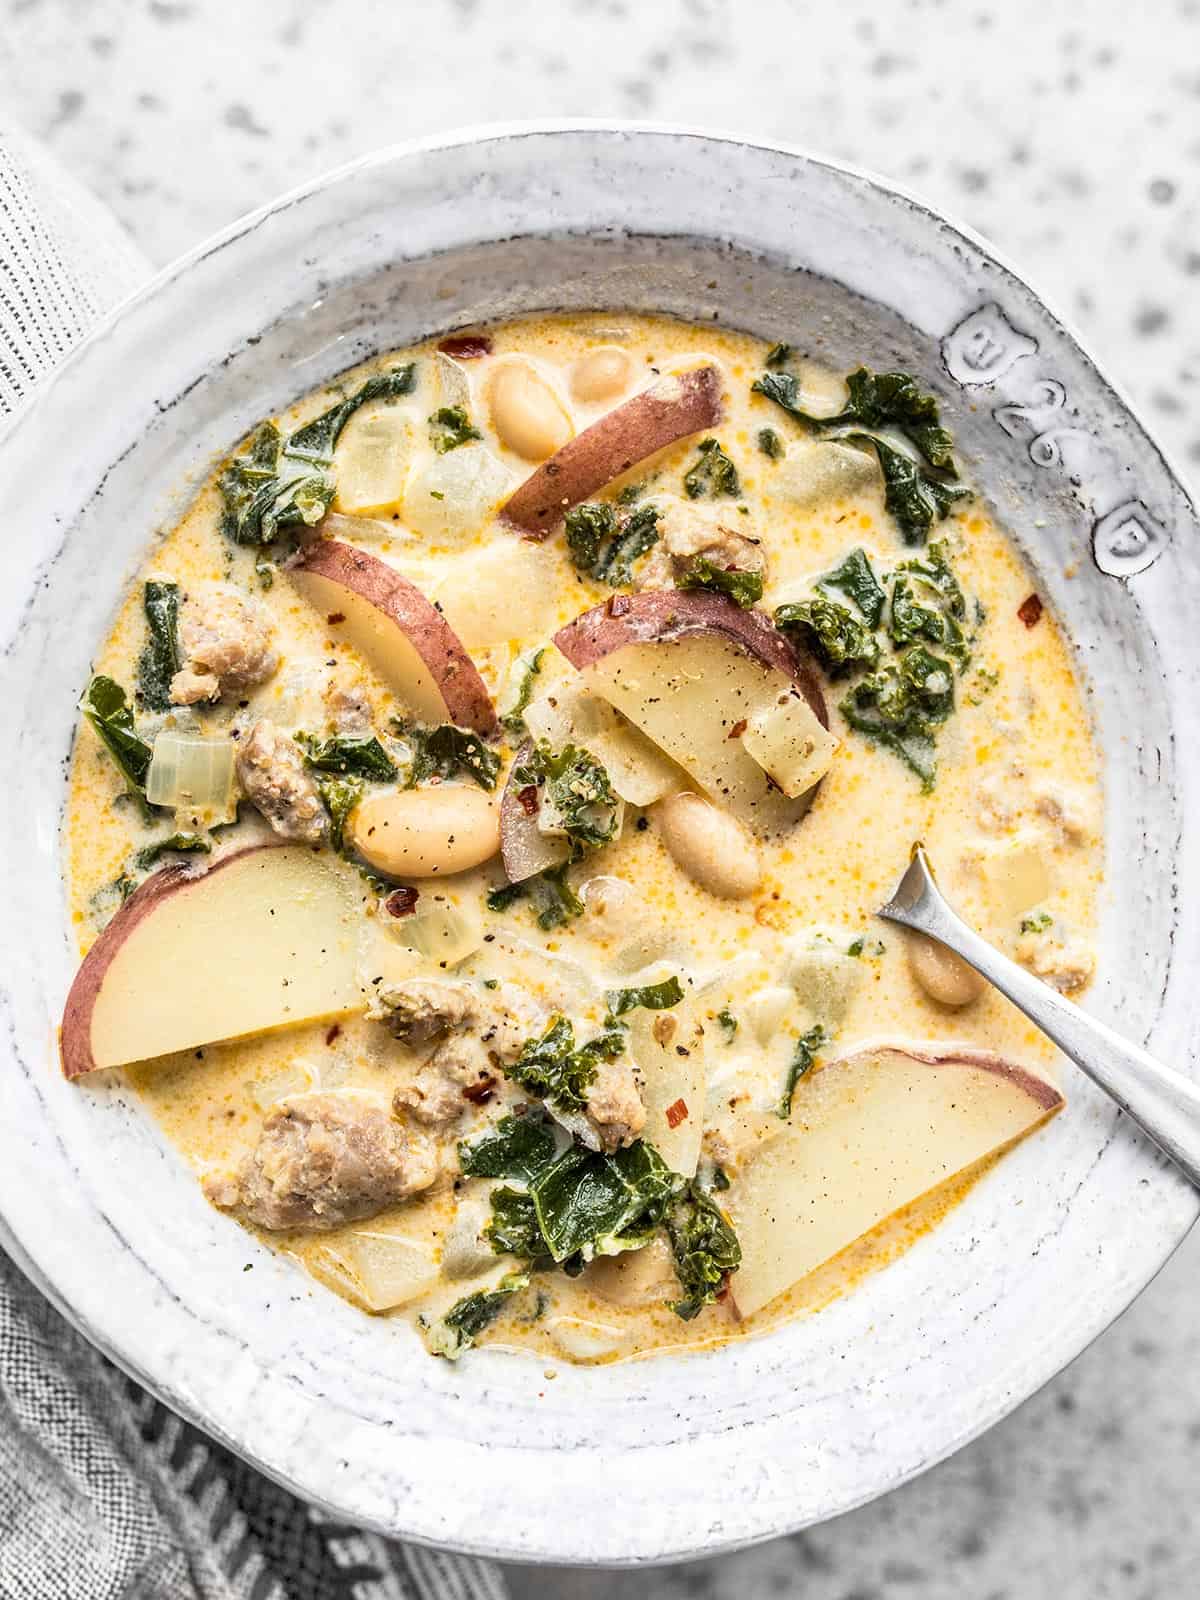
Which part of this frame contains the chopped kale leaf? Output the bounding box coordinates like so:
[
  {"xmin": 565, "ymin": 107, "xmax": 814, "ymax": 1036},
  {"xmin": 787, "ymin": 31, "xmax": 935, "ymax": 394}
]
[
  {"xmin": 753, "ymin": 366, "xmax": 957, "ymax": 472},
  {"xmin": 134, "ymin": 833, "xmax": 211, "ymax": 870},
  {"xmin": 402, "ymin": 723, "xmax": 500, "ymax": 791},
  {"xmin": 717, "ymin": 1009, "xmax": 738, "ymax": 1040},
  {"xmin": 666, "ymin": 1181, "xmax": 742, "ymax": 1319},
  {"xmin": 219, "ymin": 366, "xmax": 416, "ymax": 545},
  {"xmin": 839, "ymin": 645, "xmax": 956, "ymax": 790},
  {"xmin": 597, "ymin": 504, "xmax": 661, "ymax": 586},
  {"xmin": 842, "ymin": 432, "xmax": 969, "ymax": 547},
  {"xmin": 778, "ymin": 1024, "xmax": 829, "ymax": 1118},
  {"xmin": 429, "ymin": 1272, "xmax": 529, "ymax": 1359},
  {"xmin": 677, "ymin": 556, "xmax": 764, "ymax": 609},
  {"xmin": 683, "ymin": 438, "xmax": 741, "ymax": 500},
  {"xmin": 775, "ymin": 595, "xmax": 880, "ymax": 676},
  {"xmin": 82, "ymin": 676, "xmax": 154, "ymax": 815},
  {"xmin": 818, "ymin": 547, "xmax": 886, "ymax": 629},
  {"xmin": 513, "ymin": 742, "xmax": 619, "ymax": 849},
  {"xmin": 428, "ymin": 404, "xmax": 483, "ymax": 454},
  {"xmin": 485, "ymin": 863, "xmax": 585, "ymax": 929},
  {"xmin": 297, "ymin": 731, "xmax": 397, "ymax": 780},
  {"xmin": 756, "ymin": 427, "xmax": 784, "ymax": 459},
  {"xmin": 563, "ymin": 501, "xmax": 616, "ymax": 574},
  {"xmin": 484, "ymin": 1187, "xmax": 545, "ymax": 1260},
  {"xmin": 564, "ymin": 502, "xmax": 660, "ymax": 586},
  {"xmin": 313, "ymin": 773, "xmax": 363, "ymax": 851},
  {"xmin": 888, "ymin": 542, "xmax": 971, "ymax": 667},
  {"xmin": 136, "ymin": 581, "xmax": 182, "ymax": 712},
  {"xmin": 501, "ymin": 648, "xmax": 545, "ymax": 736},
  {"xmin": 605, "ymin": 975, "xmax": 685, "ymax": 1018},
  {"xmin": 530, "ymin": 1140, "xmax": 676, "ymax": 1264},
  {"xmin": 505, "ymin": 1015, "xmax": 625, "ymax": 1115},
  {"xmin": 765, "ymin": 342, "xmax": 793, "ymax": 369},
  {"xmin": 459, "ymin": 1114, "xmax": 558, "ymax": 1182}
]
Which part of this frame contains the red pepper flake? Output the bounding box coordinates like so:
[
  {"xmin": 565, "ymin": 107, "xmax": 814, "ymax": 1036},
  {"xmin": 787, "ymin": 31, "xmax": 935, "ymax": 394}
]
[
  {"xmin": 325, "ymin": 1024, "xmax": 341, "ymax": 1047},
  {"xmin": 517, "ymin": 785, "xmax": 539, "ymax": 817},
  {"xmin": 326, "ymin": 612, "xmax": 346, "ymax": 624},
  {"xmin": 728, "ymin": 719, "xmax": 748, "ymax": 740},
  {"xmin": 438, "ymin": 333, "xmax": 492, "ymax": 360},
  {"xmin": 1017, "ymin": 593, "xmax": 1044, "ymax": 628},
  {"xmin": 607, "ymin": 593, "xmax": 632, "ymax": 617},
  {"xmin": 665, "ymin": 1097, "xmax": 689, "ymax": 1129},
  {"xmin": 462, "ymin": 1075, "xmax": 497, "ymax": 1104},
  {"xmin": 385, "ymin": 886, "xmax": 420, "ymax": 917}
]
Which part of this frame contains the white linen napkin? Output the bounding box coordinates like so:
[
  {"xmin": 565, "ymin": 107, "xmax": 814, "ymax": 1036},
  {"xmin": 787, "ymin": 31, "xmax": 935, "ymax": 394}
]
[{"xmin": 0, "ymin": 119, "xmax": 511, "ymax": 1600}]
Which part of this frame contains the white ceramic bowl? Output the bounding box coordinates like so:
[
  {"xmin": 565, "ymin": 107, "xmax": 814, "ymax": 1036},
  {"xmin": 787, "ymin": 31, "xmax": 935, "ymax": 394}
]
[{"xmin": 2, "ymin": 124, "xmax": 1198, "ymax": 1566}]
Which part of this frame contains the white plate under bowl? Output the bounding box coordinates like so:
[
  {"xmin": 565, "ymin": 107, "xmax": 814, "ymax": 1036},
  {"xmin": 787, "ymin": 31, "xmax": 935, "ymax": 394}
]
[{"xmin": 1, "ymin": 125, "xmax": 1198, "ymax": 1566}]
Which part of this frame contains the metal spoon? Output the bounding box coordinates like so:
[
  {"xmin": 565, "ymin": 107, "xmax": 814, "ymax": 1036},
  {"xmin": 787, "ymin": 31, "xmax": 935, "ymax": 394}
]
[{"xmin": 878, "ymin": 845, "xmax": 1200, "ymax": 1188}]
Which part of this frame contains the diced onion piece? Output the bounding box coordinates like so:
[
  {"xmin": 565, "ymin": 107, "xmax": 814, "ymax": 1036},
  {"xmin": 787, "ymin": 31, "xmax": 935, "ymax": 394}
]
[
  {"xmin": 311, "ymin": 1229, "xmax": 440, "ymax": 1312},
  {"xmin": 320, "ymin": 510, "xmax": 411, "ymax": 547},
  {"xmin": 333, "ymin": 407, "xmax": 414, "ymax": 515},
  {"xmin": 402, "ymin": 444, "xmax": 513, "ymax": 543},
  {"xmin": 385, "ymin": 892, "xmax": 483, "ymax": 969},
  {"xmin": 741, "ymin": 692, "xmax": 838, "ymax": 798},
  {"xmin": 780, "ymin": 931, "xmax": 864, "ymax": 1025},
  {"xmin": 743, "ymin": 984, "xmax": 793, "ymax": 1046},
  {"xmin": 769, "ymin": 440, "xmax": 878, "ymax": 510},
  {"xmin": 433, "ymin": 350, "xmax": 471, "ymax": 410},
  {"xmin": 145, "ymin": 731, "xmax": 236, "ymax": 824},
  {"xmin": 544, "ymin": 1314, "xmax": 629, "ymax": 1362},
  {"xmin": 247, "ymin": 1060, "xmax": 318, "ymax": 1112},
  {"xmin": 578, "ymin": 875, "xmax": 679, "ymax": 974}
]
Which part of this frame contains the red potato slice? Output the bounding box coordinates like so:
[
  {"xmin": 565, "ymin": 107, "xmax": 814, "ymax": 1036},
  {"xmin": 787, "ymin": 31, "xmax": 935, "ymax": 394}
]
[
  {"xmin": 554, "ymin": 592, "xmax": 827, "ymax": 836},
  {"xmin": 290, "ymin": 540, "xmax": 498, "ymax": 735},
  {"xmin": 554, "ymin": 589, "xmax": 827, "ymax": 727},
  {"xmin": 727, "ymin": 1043, "xmax": 1064, "ymax": 1320},
  {"xmin": 499, "ymin": 739, "xmax": 570, "ymax": 884},
  {"xmin": 500, "ymin": 364, "xmax": 723, "ymax": 536},
  {"xmin": 61, "ymin": 846, "xmax": 363, "ymax": 1079}
]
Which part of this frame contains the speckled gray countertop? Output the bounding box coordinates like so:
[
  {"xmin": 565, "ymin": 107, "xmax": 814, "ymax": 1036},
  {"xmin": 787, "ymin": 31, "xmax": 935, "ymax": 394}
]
[{"xmin": 3, "ymin": 0, "xmax": 1199, "ymax": 1592}]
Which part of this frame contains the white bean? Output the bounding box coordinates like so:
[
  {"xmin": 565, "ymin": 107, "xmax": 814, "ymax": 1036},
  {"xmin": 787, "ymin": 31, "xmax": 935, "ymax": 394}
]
[
  {"xmin": 907, "ymin": 931, "xmax": 985, "ymax": 1007},
  {"xmin": 570, "ymin": 345, "xmax": 633, "ymax": 403},
  {"xmin": 653, "ymin": 791, "xmax": 761, "ymax": 899},
  {"xmin": 487, "ymin": 360, "xmax": 573, "ymax": 460},
  {"xmin": 349, "ymin": 786, "xmax": 499, "ymax": 878}
]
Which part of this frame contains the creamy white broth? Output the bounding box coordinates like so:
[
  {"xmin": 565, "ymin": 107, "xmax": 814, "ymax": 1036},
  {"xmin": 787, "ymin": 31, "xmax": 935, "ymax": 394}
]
[{"xmin": 63, "ymin": 312, "xmax": 1101, "ymax": 1364}]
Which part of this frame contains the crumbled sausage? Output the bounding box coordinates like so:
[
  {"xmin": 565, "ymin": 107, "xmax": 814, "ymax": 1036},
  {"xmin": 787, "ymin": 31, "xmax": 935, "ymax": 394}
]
[
  {"xmin": 203, "ymin": 1092, "xmax": 437, "ymax": 1232},
  {"xmin": 1016, "ymin": 926, "xmax": 1095, "ymax": 994},
  {"xmin": 380, "ymin": 979, "xmax": 547, "ymax": 1130},
  {"xmin": 584, "ymin": 1056, "xmax": 646, "ymax": 1152},
  {"xmin": 1032, "ymin": 781, "xmax": 1092, "ymax": 845},
  {"xmin": 368, "ymin": 978, "xmax": 482, "ymax": 1044},
  {"xmin": 235, "ymin": 719, "xmax": 327, "ymax": 843},
  {"xmin": 325, "ymin": 679, "xmax": 373, "ymax": 733},
  {"xmin": 394, "ymin": 1034, "xmax": 495, "ymax": 1127},
  {"xmin": 170, "ymin": 584, "xmax": 278, "ymax": 705},
  {"xmin": 636, "ymin": 498, "xmax": 767, "ymax": 591}
]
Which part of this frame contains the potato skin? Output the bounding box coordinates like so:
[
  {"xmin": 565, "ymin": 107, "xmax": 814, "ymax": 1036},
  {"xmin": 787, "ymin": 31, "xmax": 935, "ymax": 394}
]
[
  {"xmin": 500, "ymin": 364, "xmax": 723, "ymax": 536},
  {"xmin": 294, "ymin": 539, "xmax": 499, "ymax": 735},
  {"xmin": 554, "ymin": 588, "xmax": 828, "ymax": 728}
]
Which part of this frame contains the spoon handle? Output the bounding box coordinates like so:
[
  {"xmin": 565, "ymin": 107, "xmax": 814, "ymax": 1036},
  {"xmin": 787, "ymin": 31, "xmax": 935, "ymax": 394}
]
[{"xmin": 879, "ymin": 847, "xmax": 1200, "ymax": 1188}]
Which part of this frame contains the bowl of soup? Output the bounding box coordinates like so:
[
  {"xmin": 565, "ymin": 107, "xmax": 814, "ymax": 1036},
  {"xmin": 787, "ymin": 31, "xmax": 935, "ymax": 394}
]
[{"xmin": 1, "ymin": 124, "xmax": 1197, "ymax": 1564}]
